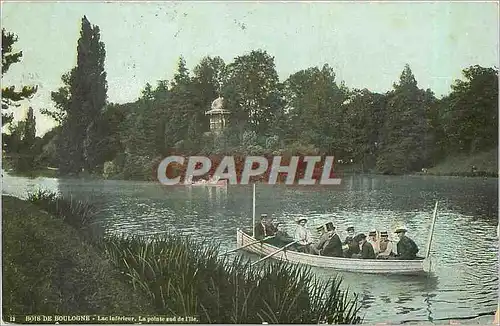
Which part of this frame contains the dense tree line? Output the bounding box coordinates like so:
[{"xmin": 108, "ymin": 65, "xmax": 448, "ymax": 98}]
[{"xmin": 2, "ymin": 18, "xmax": 498, "ymax": 179}]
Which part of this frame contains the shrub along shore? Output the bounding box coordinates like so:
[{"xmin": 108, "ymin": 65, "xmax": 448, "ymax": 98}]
[{"xmin": 2, "ymin": 190, "xmax": 363, "ymax": 324}]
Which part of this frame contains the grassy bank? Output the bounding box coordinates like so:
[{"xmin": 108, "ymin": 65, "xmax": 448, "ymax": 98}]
[
  {"xmin": 3, "ymin": 192, "xmax": 363, "ymax": 323},
  {"xmin": 2, "ymin": 195, "xmax": 153, "ymax": 317},
  {"xmin": 421, "ymin": 148, "xmax": 498, "ymax": 177}
]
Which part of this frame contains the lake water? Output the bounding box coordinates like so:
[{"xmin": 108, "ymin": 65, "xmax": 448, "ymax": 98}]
[{"xmin": 2, "ymin": 172, "xmax": 498, "ymax": 324}]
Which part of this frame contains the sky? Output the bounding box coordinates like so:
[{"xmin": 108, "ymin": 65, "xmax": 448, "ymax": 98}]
[{"xmin": 2, "ymin": 1, "xmax": 498, "ymax": 136}]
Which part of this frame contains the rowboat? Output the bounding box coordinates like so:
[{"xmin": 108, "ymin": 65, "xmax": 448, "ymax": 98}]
[
  {"xmin": 185, "ymin": 175, "xmax": 228, "ymax": 187},
  {"xmin": 190, "ymin": 179, "xmax": 228, "ymax": 187},
  {"xmin": 236, "ymin": 229, "xmax": 430, "ymax": 275},
  {"xmin": 232, "ymin": 184, "xmax": 438, "ymax": 276}
]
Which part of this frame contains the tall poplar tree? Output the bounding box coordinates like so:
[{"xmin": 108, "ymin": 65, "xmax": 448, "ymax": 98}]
[{"xmin": 57, "ymin": 16, "xmax": 108, "ymax": 175}]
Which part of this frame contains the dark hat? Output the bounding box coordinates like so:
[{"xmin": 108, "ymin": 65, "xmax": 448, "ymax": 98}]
[
  {"xmin": 380, "ymin": 231, "xmax": 389, "ymax": 237},
  {"xmin": 346, "ymin": 226, "xmax": 354, "ymax": 232},
  {"xmin": 369, "ymin": 230, "xmax": 377, "ymax": 236},
  {"xmin": 354, "ymin": 233, "xmax": 366, "ymax": 242},
  {"xmin": 325, "ymin": 222, "xmax": 335, "ymax": 231}
]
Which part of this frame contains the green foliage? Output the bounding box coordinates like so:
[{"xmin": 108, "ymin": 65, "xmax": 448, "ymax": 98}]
[
  {"xmin": 223, "ymin": 49, "xmax": 283, "ymax": 136},
  {"xmin": 55, "ymin": 16, "xmax": 108, "ymax": 175},
  {"xmin": 2, "ymin": 195, "xmax": 153, "ymax": 316},
  {"xmin": 23, "ymin": 107, "xmax": 36, "ymax": 148},
  {"xmin": 440, "ymin": 65, "xmax": 498, "ymax": 154},
  {"xmin": 6, "ymin": 192, "xmax": 363, "ymax": 322},
  {"xmin": 1, "ymin": 28, "xmax": 38, "ymax": 126},
  {"xmin": 99, "ymin": 234, "xmax": 362, "ymax": 324},
  {"xmin": 3, "ymin": 107, "xmax": 39, "ymax": 172},
  {"xmin": 282, "ymin": 64, "xmax": 348, "ymax": 154},
  {"xmin": 27, "ymin": 189, "xmax": 97, "ymax": 233},
  {"xmin": 42, "ymin": 69, "xmax": 73, "ymax": 124},
  {"xmin": 29, "ymin": 15, "xmax": 496, "ymax": 179},
  {"xmin": 341, "ymin": 89, "xmax": 386, "ymax": 169},
  {"xmin": 121, "ymin": 153, "xmax": 161, "ymax": 181},
  {"xmin": 376, "ymin": 64, "xmax": 436, "ymax": 174}
]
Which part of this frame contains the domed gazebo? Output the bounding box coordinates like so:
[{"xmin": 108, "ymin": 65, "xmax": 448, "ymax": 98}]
[{"xmin": 205, "ymin": 96, "xmax": 230, "ymax": 134}]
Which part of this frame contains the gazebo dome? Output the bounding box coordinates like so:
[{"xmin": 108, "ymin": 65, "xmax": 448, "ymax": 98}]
[
  {"xmin": 206, "ymin": 96, "xmax": 230, "ymax": 116},
  {"xmin": 211, "ymin": 96, "xmax": 225, "ymax": 111}
]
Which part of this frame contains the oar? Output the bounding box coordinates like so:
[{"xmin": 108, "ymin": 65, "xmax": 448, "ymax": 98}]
[
  {"xmin": 425, "ymin": 201, "xmax": 439, "ymax": 259},
  {"xmin": 250, "ymin": 240, "xmax": 299, "ymax": 266},
  {"xmin": 218, "ymin": 235, "xmax": 275, "ymax": 256}
]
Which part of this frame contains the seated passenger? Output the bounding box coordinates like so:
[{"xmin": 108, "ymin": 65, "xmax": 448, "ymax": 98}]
[
  {"xmin": 315, "ymin": 222, "xmax": 343, "ymax": 257},
  {"xmin": 254, "ymin": 213, "xmax": 276, "ymax": 240},
  {"xmin": 343, "ymin": 226, "xmax": 360, "ymax": 258},
  {"xmin": 293, "ymin": 217, "xmax": 315, "ymax": 254},
  {"xmin": 376, "ymin": 231, "xmax": 395, "ymax": 259},
  {"xmin": 394, "ymin": 226, "xmax": 419, "ymax": 260},
  {"xmin": 368, "ymin": 230, "xmax": 380, "ymax": 255},
  {"xmin": 352, "ymin": 233, "xmax": 376, "ymax": 259},
  {"xmin": 268, "ymin": 222, "xmax": 294, "ymax": 247}
]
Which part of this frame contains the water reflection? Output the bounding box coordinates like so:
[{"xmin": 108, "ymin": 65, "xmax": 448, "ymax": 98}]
[
  {"xmin": 2, "ymin": 173, "xmax": 497, "ymax": 323},
  {"xmin": 1, "ymin": 172, "xmax": 60, "ymax": 198}
]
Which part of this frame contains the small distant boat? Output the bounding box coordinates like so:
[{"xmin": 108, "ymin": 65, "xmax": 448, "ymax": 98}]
[{"xmin": 185, "ymin": 176, "xmax": 228, "ymax": 187}]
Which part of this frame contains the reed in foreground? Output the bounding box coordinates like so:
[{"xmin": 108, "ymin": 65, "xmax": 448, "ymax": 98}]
[
  {"xmin": 2, "ymin": 195, "xmax": 153, "ymax": 316},
  {"xmin": 27, "ymin": 189, "xmax": 97, "ymax": 234},
  {"xmin": 98, "ymin": 234, "xmax": 363, "ymax": 324}
]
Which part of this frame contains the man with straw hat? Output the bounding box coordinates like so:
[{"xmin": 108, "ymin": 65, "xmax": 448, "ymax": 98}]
[{"xmin": 394, "ymin": 225, "xmax": 419, "ymax": 260}]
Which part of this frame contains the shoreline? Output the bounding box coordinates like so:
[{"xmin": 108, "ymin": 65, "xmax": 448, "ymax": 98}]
[
  {"xmin": 4, "ymin": 168, "xmax": 498, "ymax": 182},
  {"xmin": 4, "ymin": 148, "xmax": 498, "ymax": 181}
]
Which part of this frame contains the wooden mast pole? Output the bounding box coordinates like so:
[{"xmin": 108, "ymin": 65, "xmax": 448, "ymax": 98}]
[{"xmin": 252, "ymin": 183, "xmax": 256, "ymax": 238}]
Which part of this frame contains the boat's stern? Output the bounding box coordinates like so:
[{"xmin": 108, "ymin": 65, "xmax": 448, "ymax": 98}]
[
  {"xmin": 236, "ymin": 228, "xmax": 243, "ymax": 248},
  {"xmin": 422, "ymin": 257, "xmax": 433, "ymax": 273}
]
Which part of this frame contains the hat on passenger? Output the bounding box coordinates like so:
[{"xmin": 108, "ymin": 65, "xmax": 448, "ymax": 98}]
[
  {"xmin": 354, "ymin": 233, "xmax": 366, "ymax": 242},
  {"xmin": 325, "ymin": 222, "xmax": 335, "ymax": 231},
  {"xmin": 346, "ymin": 225, "xmax": 355, "ymax": 232},
  {"xmin": 395, "ymin": 225, "xmax": 408, "ymax": 233},
  {"xmin": 380, "ymin": 231, "xmax": 389, "ymax": 237},
  {"xmin": 296, "ymin": 217, "xmax": 308, "ymax": 224},
  {"xmin": 369, "ymin": 230, "xmax": 377, "ymax": 236}
]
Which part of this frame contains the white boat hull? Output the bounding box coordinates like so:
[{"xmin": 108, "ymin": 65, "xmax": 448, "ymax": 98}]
[
  {"xmin": 189, "ymin": 180, "xmax": 228, "ymax": 187},
  {"xmin": 236, "ymin": 229, "xmax": 430, "ymax": 275}
]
